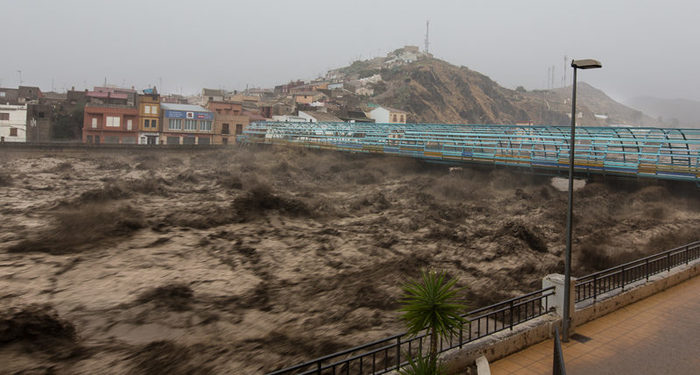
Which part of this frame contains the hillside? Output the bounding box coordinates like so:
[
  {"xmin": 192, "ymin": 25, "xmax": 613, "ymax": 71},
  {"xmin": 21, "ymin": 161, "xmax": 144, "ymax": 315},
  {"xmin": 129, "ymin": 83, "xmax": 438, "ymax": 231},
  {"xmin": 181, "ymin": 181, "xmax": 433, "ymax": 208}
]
[
  {"xmin": 328, "ymin": 49, "xmax": 660, "ymax": 126},
  {"xmin": 370, "ymin": 58, "xmax": 567, "ymax": 124}
]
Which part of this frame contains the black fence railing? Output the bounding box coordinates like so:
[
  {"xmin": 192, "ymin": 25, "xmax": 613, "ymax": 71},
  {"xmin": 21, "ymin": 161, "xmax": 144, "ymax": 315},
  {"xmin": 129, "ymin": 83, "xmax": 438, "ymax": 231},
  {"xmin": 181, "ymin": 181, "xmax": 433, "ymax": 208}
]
[
  {"xmin": 266, "ymin": 287, "xmax": 555, "ymax": 375},
  {"xmin": 552, "ymin": 326, "xmax": 566, "ymax": 375},
  {"xmin": 575, "ymin": 241, "xmax": 700, "ymax": 303}
]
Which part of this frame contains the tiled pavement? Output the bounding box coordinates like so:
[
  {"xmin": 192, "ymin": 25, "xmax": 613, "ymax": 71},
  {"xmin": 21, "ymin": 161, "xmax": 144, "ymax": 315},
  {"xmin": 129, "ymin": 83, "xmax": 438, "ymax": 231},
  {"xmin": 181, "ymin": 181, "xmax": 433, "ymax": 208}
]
[{"xmin": 489, "ymin": 275, "xmax": 700, "ymax": 375}]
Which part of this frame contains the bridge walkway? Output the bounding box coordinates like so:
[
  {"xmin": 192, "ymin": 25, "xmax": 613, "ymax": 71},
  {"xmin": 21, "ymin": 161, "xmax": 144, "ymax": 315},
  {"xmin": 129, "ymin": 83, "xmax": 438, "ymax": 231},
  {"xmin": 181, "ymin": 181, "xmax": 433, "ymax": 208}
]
[{"xmin": 489, "ymin": 275, "xmax": 700, "ymax": 374}]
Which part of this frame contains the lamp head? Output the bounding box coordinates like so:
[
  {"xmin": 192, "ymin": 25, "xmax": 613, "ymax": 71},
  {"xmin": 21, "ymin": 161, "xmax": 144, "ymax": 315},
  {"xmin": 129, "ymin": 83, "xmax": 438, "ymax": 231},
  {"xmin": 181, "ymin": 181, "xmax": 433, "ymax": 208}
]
[{"xmin": 571, "ymin": 59, "xmax": 602, "ymax": 69}]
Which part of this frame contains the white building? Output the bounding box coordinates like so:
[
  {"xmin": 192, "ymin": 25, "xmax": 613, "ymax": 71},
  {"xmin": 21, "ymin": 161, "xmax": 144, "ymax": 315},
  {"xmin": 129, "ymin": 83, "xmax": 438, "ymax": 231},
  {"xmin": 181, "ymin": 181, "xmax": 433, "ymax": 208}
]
[
  {"xmin": 0, "ymin": 104, "xmax": 27, "ymax": 142},
  {"xmin": 359, "ymin": 74, "xmax": 382, "ymax": 85},
  {"xmin": 356, "ymin": 87, "xmax": 374, "ymax": 96},
  {"xmin": 366, "ymin": 106, "xmax": 407, "ymax": 124}
]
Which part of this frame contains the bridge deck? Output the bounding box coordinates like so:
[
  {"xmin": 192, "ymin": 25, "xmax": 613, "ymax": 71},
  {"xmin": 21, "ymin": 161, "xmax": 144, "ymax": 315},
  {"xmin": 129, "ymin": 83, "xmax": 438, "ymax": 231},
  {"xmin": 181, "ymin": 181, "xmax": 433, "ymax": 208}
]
[{"xmin": 239, "ymin": 122, "xmax": 700, "ymax": 184}]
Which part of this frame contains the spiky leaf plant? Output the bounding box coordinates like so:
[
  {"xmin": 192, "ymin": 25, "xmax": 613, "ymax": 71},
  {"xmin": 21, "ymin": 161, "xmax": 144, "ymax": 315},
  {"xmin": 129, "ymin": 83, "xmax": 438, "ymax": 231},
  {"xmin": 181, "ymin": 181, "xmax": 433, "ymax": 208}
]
[
  {"xmin": 399, "ymin": 269, "xmax": 467, "ymax": 362},
  {"xmin": 397, "ymin": 354, "xmax": 445, "ymax": 375}
]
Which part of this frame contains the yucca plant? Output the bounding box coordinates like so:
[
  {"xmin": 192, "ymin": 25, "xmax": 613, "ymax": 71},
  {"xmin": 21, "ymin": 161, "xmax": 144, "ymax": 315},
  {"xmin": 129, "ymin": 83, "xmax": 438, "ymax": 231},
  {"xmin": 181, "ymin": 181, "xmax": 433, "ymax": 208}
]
[
  {"xmin": 397, "ymin": 354, "xmax": 445, "ymax": 375},
  {"xmin": 399, "ymin": 269, "xmax": 467, "ymax": 364}
]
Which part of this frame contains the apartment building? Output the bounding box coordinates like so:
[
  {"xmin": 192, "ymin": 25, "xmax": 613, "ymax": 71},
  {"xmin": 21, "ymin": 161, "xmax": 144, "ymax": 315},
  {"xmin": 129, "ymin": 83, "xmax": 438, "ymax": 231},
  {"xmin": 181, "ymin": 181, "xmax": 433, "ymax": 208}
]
[
  {"xmin": 160, "ymin": 103, "xmax": 214, "ymax": 145},
  {"xmin": 138, "ymin": 91, "xmax": 161, "ymax": 144},
  {"xmin": 83, "ymin": 104, "xmax": 139, "ymax": 144},
  {"xmin": 0, "ymin": 104, "xmax": 27, "ymax": 142},
  {"xmin": 206, "ymin": 101, "xmax": 249, "ymax": 145}
]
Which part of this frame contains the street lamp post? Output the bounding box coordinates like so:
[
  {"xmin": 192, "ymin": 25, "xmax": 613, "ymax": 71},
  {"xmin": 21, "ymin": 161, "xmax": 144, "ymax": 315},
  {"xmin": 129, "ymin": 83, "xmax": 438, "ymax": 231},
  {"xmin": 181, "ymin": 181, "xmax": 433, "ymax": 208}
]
[{"xmin": 562, "ymin": 58, "xmax": 602, "ymax": 342}]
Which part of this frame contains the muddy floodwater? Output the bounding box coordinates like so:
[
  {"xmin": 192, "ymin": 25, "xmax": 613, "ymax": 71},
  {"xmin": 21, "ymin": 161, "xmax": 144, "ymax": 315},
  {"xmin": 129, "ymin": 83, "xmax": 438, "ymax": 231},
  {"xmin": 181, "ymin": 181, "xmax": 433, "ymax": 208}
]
[{"xmin": 0, "ymin": 146, "xmax": 698, "ymax": 374}]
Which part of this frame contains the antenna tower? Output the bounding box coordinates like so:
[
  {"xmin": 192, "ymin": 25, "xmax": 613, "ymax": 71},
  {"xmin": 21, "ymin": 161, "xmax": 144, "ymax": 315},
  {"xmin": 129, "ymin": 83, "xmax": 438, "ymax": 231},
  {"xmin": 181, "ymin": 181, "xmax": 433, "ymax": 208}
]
[{"xmin": 424, "ymin": 20, "xmax": 430, "ymax": 54}]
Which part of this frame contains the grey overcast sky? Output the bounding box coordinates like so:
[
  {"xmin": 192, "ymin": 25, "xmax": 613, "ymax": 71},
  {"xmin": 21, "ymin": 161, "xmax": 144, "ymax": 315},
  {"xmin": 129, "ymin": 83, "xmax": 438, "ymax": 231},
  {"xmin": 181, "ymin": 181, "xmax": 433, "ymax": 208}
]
[{"xmin": 1, "ymin": 0, "xmax": 699, "ymax": 101}]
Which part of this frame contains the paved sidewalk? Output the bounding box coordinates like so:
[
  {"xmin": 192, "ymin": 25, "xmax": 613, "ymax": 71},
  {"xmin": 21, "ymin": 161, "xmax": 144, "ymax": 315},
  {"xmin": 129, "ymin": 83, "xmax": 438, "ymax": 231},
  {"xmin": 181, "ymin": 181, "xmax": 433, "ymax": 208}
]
[{"xmin": 490, "ymin": 275, "xmax": 700, "ymax": 375}]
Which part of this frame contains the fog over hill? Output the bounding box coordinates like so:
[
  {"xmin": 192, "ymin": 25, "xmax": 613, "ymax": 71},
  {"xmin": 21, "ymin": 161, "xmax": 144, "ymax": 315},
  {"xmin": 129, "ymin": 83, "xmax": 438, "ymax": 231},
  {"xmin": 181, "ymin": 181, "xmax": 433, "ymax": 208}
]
[{"xmin": 625, "ymin": 97, "xmax": 700, "ymax": 128}]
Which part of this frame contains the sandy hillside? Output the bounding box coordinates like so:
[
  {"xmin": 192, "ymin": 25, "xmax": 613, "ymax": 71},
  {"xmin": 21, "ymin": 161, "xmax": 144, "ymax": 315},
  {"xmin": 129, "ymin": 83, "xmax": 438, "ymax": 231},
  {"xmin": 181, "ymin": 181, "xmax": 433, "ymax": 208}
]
[{"xmin": 0, "ymin": 146, "xmax": 698, "ymax": 374}]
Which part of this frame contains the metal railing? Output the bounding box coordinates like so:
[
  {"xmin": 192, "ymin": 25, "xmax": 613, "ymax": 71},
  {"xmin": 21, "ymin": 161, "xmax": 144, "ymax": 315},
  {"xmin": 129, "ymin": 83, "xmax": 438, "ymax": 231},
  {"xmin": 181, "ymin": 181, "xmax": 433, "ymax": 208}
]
[
  {"xmin": 240, "ymin": 122, "xmax": 700, "ymax": 184},
  {"xmin": 552, "ymin": 326, "xmax": 566, "ymax": 375},
  {"xmin": 575, "ymin": 241, "xmax": 700, "ymax": 303},
  {"xmin": 266, "ymin": 287, "xmax": 555, "ymax": 375}
]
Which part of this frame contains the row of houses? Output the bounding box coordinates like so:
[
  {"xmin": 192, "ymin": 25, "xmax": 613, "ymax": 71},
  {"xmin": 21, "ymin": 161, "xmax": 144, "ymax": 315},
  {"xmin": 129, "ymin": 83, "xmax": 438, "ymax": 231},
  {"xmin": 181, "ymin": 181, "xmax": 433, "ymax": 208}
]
[
  {"xmin": 0, "ymin": 84, "xmax": 251, "ymax": 145},
  {"xmin": 83, "ymin": 89, "xmax": 249, "ymax": 145}
]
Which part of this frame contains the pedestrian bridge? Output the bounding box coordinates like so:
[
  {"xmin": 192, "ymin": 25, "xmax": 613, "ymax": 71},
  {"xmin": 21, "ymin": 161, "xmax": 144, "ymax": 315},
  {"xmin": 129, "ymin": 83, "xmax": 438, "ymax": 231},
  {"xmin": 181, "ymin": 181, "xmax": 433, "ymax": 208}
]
[{"xmin": 238, "ymin": 122, "xmax": 700, "ymax": 184}]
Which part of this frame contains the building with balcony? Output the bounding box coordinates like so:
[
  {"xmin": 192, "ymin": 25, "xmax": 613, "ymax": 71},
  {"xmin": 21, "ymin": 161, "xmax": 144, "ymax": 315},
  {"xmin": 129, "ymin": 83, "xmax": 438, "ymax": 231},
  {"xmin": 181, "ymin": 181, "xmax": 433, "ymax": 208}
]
[
  {"xmin": 82, "ymin": 103, "xmax": 139, "ymax": 144},
  {"xmin": 160, "ymin": 103, "xmax": 214, "ymax": 145},
  {"xmin": 138, "ymin": 90, "xmax": 161, "ymax": 144}
]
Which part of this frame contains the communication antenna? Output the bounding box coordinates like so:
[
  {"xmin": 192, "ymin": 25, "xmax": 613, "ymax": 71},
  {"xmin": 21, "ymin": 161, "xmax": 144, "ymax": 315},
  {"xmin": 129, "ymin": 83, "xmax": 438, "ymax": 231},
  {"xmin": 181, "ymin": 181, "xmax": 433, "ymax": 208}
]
[
  {"xmin": 562, "ymin": 55, "xmax": 568, "ymax": 87},
  {"xmin": 424, "ymin": 20, "xmax": 430, "ymax": 54},
  {"xmin": 17, "ymin": 70, "xmax": 23, "ymax": 85}
]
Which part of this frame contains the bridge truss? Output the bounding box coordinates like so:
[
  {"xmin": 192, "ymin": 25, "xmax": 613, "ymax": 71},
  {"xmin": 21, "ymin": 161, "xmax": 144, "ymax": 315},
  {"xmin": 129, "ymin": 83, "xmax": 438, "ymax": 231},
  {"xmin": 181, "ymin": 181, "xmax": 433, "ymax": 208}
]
[{"xmin": 238, "ymin": 122, "xmax": 700, "ymax": 184}]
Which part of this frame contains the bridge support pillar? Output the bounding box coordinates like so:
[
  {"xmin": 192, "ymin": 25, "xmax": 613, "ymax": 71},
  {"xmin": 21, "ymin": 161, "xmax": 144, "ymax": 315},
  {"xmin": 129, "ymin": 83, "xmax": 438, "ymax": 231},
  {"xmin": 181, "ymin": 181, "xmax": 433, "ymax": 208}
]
[{"xmin": 543, "ymin": 274, "xmax": 576, "ymax": 333}]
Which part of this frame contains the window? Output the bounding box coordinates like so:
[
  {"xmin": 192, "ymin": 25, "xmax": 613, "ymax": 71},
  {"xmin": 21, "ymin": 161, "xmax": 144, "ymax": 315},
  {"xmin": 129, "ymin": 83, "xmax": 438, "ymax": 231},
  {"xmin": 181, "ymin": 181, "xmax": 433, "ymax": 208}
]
[
  {"xmin": 199, "ymin": 120, "xmax": 212, "ymax": 131},
  {"xmin": 167, "ymin": 136, "xmax": 180, "ymax": 144},
  {"xmin": 0, "ymin": 113, "xmax": 9, "ymax": 120},
  {"xmin": 106, "ymin": 116, "xmax": 120, "ymax": 127},
  {"xmin": 87, "ymin": 135, "xmax": 93, "ymax": 143},
  {"xmin": 183, "ymin": 136, "xmax": 196, "ymax": 145},
  {"xmin": 392, "ymin": 114, "xmax": 398, "ymax": 122},
  {"xmin": 222, "ymin": 123, "xmax": 230, "ymax": 134},
  {"xmin": 127, "ymin": 119, "xmax": 133, "ymax": 130},
  {"xmin": 92, "ymin": 117, "xmax": 98, "ymax": 128},
  {"xmin": 144, "ymin": 105, "xmax": 151, "ymax": 114},
  {"xmin": 0, "ymin": 92, "xmax": 5, "ymax": 97},
  {"xmin": 169, "ymin": 119, "xmax": 182, "ymax": 130},
  {"xmin": 151, "ymin": 119, "xmax": 157, "ymax": 128},
  {"xmin": 144, "ymin": 119, "xmax": 150, "ymax": 128},
  {"xmin": 184, "ymin": 119, "xmax": 196, "ymax": 131},
  {"xmin": 122, "ymin": 137, "xmax": 136, "ymax": 144},
  {"xmin": 151, "ymin": 106, "xmax": 157, "ymax": 115},
  {"xmin": 235, "ymin": 124, "xmax": 243, "ymax": 135},
  {"xmin": 104, "ymin": 136, "xmax": 120, "ymax": 144},
  {"xmin": 10, "ymin": 128, "xmax": 18, "ymax": 136},
  {"xmin": 198, "ymin": 137, "xmax": 210, "ymax": 145}
]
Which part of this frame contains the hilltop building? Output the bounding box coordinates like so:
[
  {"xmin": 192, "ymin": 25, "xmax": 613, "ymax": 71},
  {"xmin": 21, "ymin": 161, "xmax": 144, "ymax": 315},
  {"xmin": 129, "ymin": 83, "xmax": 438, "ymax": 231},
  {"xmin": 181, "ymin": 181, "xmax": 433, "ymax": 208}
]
[
  {"xmin": 294, "ymin": 91, "xmax": 326, "ymax": 105},
  {"xmin": 201, "ymin": 88, "xmax": 225, "ymax": 105},
  {"xmin": 298, "ymin": 110, "xmax": 342, "ymax": 123},
  {"xmin": 367, "ymin": 106, "xmax": 407, "ymax": 124},
  {"xmin": 160, "ymin": 103, "xmax": 214, "ymax": 145}
]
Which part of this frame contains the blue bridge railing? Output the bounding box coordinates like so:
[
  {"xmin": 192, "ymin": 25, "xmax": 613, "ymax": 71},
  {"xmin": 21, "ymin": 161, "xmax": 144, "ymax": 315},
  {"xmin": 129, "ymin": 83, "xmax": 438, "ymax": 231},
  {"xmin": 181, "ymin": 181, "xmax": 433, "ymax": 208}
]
[{"xmin": 239, "ymin": 122, "xmax": 700, "ymax": 184}]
